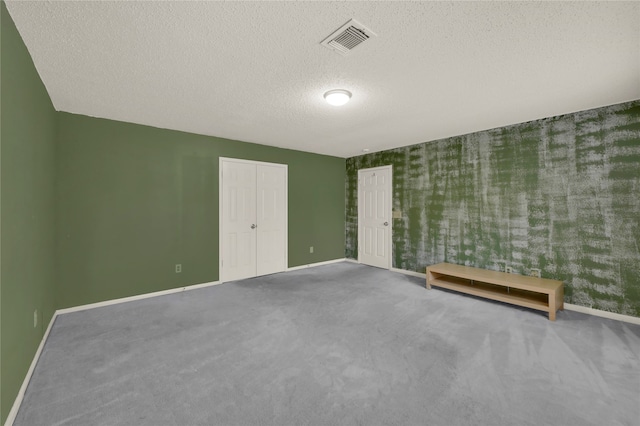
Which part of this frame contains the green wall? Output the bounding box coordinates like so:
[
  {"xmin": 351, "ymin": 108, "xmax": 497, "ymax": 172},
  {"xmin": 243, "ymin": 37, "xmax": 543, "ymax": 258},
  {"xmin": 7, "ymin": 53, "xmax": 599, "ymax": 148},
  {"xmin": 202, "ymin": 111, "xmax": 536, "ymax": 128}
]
[
  {"xmin": 346, "ymin": 101, "xmax": 640, "ymax": 317},
  {"xmin": 55, "ymin": 113, "xmax": 346, "ymax": 309},
  {"xmin": 1, "ymin": 2, "xmax": 57, "ymax": 423},
  {"xmin": 1, "ymin": 2, "xmax": 344, "ymax": 418}
]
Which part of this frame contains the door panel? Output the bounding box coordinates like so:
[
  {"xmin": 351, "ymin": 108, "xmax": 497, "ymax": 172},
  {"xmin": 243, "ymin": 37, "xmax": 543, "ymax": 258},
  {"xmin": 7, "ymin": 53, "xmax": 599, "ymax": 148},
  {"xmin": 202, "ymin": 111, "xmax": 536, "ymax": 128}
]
[
  {"xmin": 256, "ymin": 165, "xmax": 286, "ymax": 276},
  {"xmin": 359, "ymin": 166, "xmax": 391, "ymax": 269},
  {"xmin": 221, "ymin": 161, "xmax": 257, "ymax": 281},
  {"xmin": 376, "ymin": 227, "xmax": 386, "ymax": 256}
]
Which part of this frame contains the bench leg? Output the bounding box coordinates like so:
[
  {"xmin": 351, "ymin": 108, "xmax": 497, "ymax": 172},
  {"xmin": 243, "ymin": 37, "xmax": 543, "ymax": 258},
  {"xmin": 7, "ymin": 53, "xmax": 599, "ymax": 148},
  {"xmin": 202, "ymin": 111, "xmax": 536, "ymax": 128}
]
[
  {"xmin": 556, "ymin": 286, "xmax": 565, "ymax": 311},
  {"xmin": 548, "ymin": 291, "xmax": 558, "ymax": 321}
]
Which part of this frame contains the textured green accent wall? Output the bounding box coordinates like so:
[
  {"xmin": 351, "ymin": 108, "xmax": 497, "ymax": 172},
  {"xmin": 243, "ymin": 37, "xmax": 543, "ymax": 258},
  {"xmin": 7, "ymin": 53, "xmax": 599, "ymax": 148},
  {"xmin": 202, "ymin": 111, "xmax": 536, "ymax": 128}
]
[
  {"xmin": 346, "ymin": 101, "xmax": 640, "ymax": 317},
  {"xmin": 56, "ymin": 113, "xmax": 345, "ymax": 309},
  {"xmin": 1, "ymin": 2, "xmax": 57, "ymax": 423}
]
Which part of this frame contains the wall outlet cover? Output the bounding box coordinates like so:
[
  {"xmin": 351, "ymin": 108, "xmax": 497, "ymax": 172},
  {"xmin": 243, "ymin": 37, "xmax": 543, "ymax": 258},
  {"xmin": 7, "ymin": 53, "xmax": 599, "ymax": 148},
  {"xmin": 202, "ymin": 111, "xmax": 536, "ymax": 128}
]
[{"xmin": 175, "ymin": 264, "xmax": 182, "ymax": 273}]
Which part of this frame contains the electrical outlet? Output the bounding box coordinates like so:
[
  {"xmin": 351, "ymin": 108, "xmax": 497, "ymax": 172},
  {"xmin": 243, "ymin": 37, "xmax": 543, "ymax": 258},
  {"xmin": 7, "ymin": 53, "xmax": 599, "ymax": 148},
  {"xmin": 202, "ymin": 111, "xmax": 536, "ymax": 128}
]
[
  {"xmin": 34, "ymin": 310, "xmax": 38, "ymax": 328},
  {"xmin": 505, "ymin": 266, "xmax": 513, "ymax": 274},
  {"xmin": 175, "ymin": 264, "xmax": 182, "ymax": 273},
  {"xmin": 530, "ymin": 268, "xmax": 541, "ymax": 278},
  {"xmin": 310, "ymin": 246, "xmax": 314, "ymax": 253}
]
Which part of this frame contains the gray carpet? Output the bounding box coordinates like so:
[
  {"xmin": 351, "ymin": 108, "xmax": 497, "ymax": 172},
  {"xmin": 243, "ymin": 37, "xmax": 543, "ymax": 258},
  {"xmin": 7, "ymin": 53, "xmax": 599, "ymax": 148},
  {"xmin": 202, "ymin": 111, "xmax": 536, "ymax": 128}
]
[{"xmin": 14, "ymin": 262, "xmax": 640, "ymax": 426}]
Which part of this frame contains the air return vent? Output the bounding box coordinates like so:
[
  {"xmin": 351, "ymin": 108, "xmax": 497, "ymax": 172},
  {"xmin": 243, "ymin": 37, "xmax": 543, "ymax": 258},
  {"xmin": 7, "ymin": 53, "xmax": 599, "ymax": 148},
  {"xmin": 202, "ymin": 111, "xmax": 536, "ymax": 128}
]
[{"xmin": 321, "ymin": 19, "xmax": 377, "ymax": 56}]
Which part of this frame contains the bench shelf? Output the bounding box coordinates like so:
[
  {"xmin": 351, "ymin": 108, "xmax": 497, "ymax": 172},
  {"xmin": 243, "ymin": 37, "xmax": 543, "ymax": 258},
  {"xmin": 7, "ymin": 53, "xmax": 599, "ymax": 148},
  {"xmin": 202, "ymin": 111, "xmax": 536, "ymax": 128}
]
[{"xmin": 426, "ymin": 263, "xmax": 564, "ymax": 320}]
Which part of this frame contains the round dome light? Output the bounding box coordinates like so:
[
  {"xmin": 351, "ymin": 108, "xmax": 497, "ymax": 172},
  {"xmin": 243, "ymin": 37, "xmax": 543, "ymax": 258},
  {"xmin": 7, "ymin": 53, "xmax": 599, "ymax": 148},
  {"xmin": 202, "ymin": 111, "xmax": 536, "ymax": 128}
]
[{"xmin": 324, "ymin": 89, "xmax": 352, "ymax": 106}]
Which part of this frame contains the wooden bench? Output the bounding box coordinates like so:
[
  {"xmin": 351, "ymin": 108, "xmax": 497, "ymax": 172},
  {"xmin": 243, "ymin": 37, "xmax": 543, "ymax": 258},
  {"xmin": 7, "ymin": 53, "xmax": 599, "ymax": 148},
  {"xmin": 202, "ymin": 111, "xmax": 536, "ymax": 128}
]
[{"xmin": 426, "ymin": 262, "xmax": 564, "ymax": 320}]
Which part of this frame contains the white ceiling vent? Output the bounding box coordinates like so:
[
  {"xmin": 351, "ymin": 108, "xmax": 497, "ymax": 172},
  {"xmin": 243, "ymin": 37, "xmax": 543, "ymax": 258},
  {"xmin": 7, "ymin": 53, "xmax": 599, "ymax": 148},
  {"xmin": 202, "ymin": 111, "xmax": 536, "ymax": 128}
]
[{"xmin": 321, "ymin": 19, "xmax": 377, "ymax": 56}]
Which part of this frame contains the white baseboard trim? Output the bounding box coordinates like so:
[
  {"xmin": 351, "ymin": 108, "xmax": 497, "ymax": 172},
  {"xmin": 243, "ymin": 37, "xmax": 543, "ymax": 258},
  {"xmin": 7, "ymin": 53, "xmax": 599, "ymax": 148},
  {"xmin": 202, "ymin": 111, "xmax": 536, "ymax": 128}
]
[
  {"xmin": 389, "ymin": 266, "xmax": 640, "ymax": 326},
  {"xmin": 7, "ymin": 263, "xmax": 637, "ymax": 425},
  {"xmin": 564, "ymin": 303, "xmax": 640, "ymax": 325},
  {"xmin": 5, "ymin": 312, "xmax": 57, "ymax": 426},
  {"xmin": 390, "ymin": 267, "xmax": 426, "ymax": 279},
  {"xmin": 57, "ymin": 258, "xmax": 354, "ymax": 315},
  {"xmin": 286, "ymin": 258, "xmax": 346, "ymax": 272},
  {"xmin": 344, "ymin": 258, "xmax": 359, "ymax": 264},
  {"xmin": 6, "ymin": 279, "xmax": 222, "ymax": 425},
  {"xmin": 56, "ymin": 280, "xmax": 222, "ymax": 315}
]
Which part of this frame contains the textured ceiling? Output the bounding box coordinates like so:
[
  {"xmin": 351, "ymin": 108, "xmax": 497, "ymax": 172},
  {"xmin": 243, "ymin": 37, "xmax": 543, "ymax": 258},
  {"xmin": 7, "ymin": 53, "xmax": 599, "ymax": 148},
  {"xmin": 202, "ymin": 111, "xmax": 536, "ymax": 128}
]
[{"xmin": 5, "ymin": 1, "xmax": 640, "ymax": 158}]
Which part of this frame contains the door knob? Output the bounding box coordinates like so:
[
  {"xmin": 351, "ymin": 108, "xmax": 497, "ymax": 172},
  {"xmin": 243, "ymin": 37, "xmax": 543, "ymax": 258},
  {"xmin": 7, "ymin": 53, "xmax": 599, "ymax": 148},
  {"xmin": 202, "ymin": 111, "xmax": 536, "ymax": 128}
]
[
  {"xmin": 383, "ymin": 222, "xmax": 389, "ymax": 226},
  {"xmin": 251, "ymin": 224, "xmax": 256, "ymax": 229}
]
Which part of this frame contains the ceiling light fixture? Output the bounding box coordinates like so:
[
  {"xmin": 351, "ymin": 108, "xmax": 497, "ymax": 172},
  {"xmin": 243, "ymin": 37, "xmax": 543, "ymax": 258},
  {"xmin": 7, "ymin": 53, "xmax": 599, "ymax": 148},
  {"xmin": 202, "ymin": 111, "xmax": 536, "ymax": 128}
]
[{"xmin": 324, "ymin": 89, "xmax": 352, "ymax": 106}]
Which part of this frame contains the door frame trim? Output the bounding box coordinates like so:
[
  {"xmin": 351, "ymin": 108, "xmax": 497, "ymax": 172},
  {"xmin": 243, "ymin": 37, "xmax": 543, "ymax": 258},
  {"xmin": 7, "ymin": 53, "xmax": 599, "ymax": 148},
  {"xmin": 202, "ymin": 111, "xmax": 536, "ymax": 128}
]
[
  {"xmin": 357, "ymin": 165, "xmax": 392, "ymax": 269},
  {"xmin": 219, "ymin": 157, "xmax": 288, "ymax": 282}
]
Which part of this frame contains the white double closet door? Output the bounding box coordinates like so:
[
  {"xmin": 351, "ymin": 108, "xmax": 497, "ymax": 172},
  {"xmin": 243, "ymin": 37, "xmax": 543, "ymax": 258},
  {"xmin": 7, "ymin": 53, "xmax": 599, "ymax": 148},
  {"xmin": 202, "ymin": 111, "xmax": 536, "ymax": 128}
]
[{"xmin": 220, "ymin": 158, "xmax": 287, "ymax": 282}]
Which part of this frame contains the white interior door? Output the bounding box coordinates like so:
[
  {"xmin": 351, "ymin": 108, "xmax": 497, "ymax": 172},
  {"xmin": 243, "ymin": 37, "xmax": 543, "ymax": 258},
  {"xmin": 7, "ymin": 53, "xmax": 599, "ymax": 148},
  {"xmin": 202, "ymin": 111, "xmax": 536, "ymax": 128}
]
[
  {"xmin": 358, "ymin": 166, "xmax": 392, "ymax": 269},
  {"xmin": 220, "ymin": 158, "xmax": 287, "ymax": 282}
]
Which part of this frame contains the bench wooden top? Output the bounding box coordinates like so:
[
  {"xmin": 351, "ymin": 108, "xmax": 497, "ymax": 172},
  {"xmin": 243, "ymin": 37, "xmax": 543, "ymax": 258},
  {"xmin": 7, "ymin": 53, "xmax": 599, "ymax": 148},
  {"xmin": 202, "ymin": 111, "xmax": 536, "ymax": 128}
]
[{"xmin": 427, "ymin": 262, "xmax": 563, "ymax": 294}]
